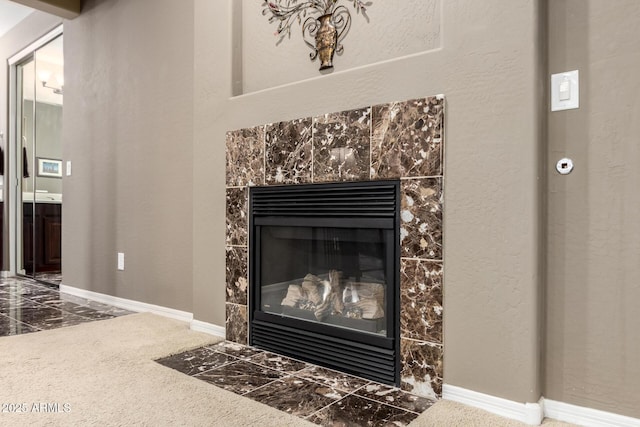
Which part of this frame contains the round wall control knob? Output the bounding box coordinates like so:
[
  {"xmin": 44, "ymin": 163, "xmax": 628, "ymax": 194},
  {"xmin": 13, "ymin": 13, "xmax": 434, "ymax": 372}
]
[{"xmin": 556, "ymin": 158, "xmax": 574, "ymax": 175}]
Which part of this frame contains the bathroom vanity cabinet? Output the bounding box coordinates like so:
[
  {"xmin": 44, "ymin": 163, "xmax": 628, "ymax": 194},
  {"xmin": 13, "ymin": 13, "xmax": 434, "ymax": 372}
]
[
  {"xmin": 0, "ymin": 202, "xmax": 3, "ymax": 270},
  {"xmin": 23, "ymin": 202, "xmax": 62, "ymax": 273}
]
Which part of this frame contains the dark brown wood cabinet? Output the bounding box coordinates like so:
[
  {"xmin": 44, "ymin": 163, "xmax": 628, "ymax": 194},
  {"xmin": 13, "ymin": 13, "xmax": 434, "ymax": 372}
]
[
  {"xmin": 0, "ymin": 202, "xmax": 3, "ymax": 270},
  {"xmin": 23, "ymin": 203, "xmax": 61, "ymax": 273}
]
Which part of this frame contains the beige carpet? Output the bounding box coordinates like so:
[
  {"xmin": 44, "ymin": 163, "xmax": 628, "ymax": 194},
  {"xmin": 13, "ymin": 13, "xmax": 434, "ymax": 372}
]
[{"xmin": 0, "ymin": 313, "xmax": 576, "ymax": 426}]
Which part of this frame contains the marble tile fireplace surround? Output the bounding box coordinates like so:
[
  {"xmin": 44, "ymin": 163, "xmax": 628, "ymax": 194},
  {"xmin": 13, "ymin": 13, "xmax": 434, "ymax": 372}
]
[{"xmin": 225, "ymin": 95, "xmax": 444, "ymax": 399}]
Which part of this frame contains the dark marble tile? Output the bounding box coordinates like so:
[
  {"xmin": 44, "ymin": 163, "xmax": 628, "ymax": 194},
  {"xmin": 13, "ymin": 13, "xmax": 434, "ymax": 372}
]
[
  {"xmin": 400, "ymin": 339, "xmax": 443, "ymax": 399},
  {"xmin": 36, "ymin": 300, "xmax": 115, "ymax": 320},
  {"xmin": 355, "ymin": 383, "xmax": 434, "ymax": 414},
  {"xmin": 225, "ymin": 247, "xmax": 248, "ymax": 305},
  {"xmin": 0, "ymin": 288, "xmax": 20, "ymax": 298},
  {"xmin": 156, "ymin": 346, "xmax": 235, "ymax": 376},
  {"xmin": 225, "ymin": 303, "xmax": 248, "ymax": 345},
  {"xmin": 400, "ymin": 178, "xmax": 443, "ymax": 259},
  {"xmin": 82, "ymin": 300, "xmax": 134, "ymax": 317},
  {"xmin": 22, "ymin": 292, "xmax": 64, "ymax": 303},
  {"xmin": 245, "ymin": 376, "xmax": 344, "ymax": 417},
  {"xmin": 52, "ymin": 293, "xmax": 92, "ymax": 305},
  {"xmin": 313, "ymin": 107, "xmax": 371, "ymax": 182},
  {"xmin": 295, "ymin": 365, "xmax": 370, "ymax": 393},
  {"xmin": 371, "ymin": 96, "xmax": 444, "ymax": 179},
  {"xmin": 0, "ymin": 314, "xmax": 40, "ymax": 336},
  {"xmin": 73, "ymin": 309, "xmax": 116, "ymax": 321},
  {"xmin": 0, "ymin": 284, "xmax": 58, "ymax": 301},
  {"xmin": 226, "ymin": 126, "xmax": 265, "ymax": 187},
  {"xmin": 226, "ymin": 187, "xmax": 248, "ymax": 246},
  {"xmin": 34, "ymin": 272, "xmax": 63, "ymax": 286},
  {"xmin": 0, "ymin": 297, "xmax": 41, "ymax": 310},
  {"xmin": 195, "ymin": 360, "xmax": 285, "ymax": 395},
  {"xmin": 307, "ymin": 394, "xmax": 419, "ymax": 426},
  {"xmin": 0, "ymin": 278, "xmax": 23, "ymax": 287},
  {"xmin": 265, "ymin": 118, "xmax": 313, "ymax": 185},
  {"xmin": 207, "ymin": 341, "xmax": 264, "ymax": 360},
  {"xmin": 400, "ymin": 260, "xmax": 442, "ymax": 343},
  {"xmin": 0, "ymin": 278, "xmax": 130, "ymax": 327},
  {"xmin": 249, "ymin": 351, "xmax": 308, "ymax": 373},
  {"xmin": 12, "ymin": 307, "xmax": 90, "ymax": 330}
]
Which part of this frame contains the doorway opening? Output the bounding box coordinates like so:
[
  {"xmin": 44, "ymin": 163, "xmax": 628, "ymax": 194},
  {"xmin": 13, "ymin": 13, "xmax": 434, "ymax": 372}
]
[{"xmin": 7, "ymin": 27, "xmax": 64, "ymax": 286}]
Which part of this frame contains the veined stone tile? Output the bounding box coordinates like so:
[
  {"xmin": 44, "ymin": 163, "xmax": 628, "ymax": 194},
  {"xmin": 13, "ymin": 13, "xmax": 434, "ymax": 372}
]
[
  {"xmin": 400, "ymin": 260, "xmax": 442, "ymax": 343},
  {"xmin": 265, "ymin": 118, "xmax": 313, "ymax": 185},
  {"xmin": 400, "ymin": 339, "xmax": 443, "ymax": 399},
  {"xmin": 307, "ymin": 394, "xmax": 419, "ymax": 426},
  {"xmin": 207, "ymin": 341, "xmax": 264, "ymax": 360},
  {"xmin": 313, "ymin": 107, "xmax": 371, "ymax": 182},
  {"xmin": 225, "ymin": 187, "xmax": 248, "ymax": 246},
  {"xmin": 11, "ymin": 307, "xmax": 90, "ymax": 330},
  {"xmin": 371, "ymin": 102, "xmax": 402, "ymax": 179},
  {"xmin": 244, "ymin": 376, "xmax": 344, "ymax": 417},
  {"xmin": 372, "ymin": 96, "xmax": 444, "ymax": 179},
  {"xmin": 225, "ymin": 303, "xmax": 248, "ymax": 345},
  {"xmin": 0, "ymin": 315, "xmax": 39, "ymax": 336},
  {"xmin": 156, "ymin": 346, "xmax": 235, "ymax": 376},
  {"xmin": 195, "ymin": 360, "xmax": 285, "ymax": 395},
  {"xmin": 401, "ymin": 178, "xmax": 443, "ymax": 259},
  {"xmin": 249, "ymin": 351, "xmax": 308, "ymax": 373},
  {"xmin": 355, "ymin": 383, "xmax": 435, "ymax": 413},
  {"xmin": 226, "ymin": 247, "xmax": 248, "ymax": 305},
  {"xmin": 226, "ymin": 126, "xmax": 265, "ymax": 187},
  {"xmin": 295, "ymin": 365, "xmax": 370, "ymax": 393}
]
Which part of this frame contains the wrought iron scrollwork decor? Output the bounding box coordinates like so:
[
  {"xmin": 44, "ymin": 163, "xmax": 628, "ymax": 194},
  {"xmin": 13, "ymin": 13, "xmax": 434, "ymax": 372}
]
[{"xmin": 261, "ymin": 1, "xmax": 371, "ymax": 72}]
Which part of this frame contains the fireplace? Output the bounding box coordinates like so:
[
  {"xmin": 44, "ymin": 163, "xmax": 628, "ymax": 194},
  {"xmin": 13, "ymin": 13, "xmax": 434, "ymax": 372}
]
[
  {"xmin": 226, "ymin": 95, "xmax": 444, "ymax": 398},
  {"xmin": 249, "ymin": 180, "xmax": 400, "ymax": 385}
]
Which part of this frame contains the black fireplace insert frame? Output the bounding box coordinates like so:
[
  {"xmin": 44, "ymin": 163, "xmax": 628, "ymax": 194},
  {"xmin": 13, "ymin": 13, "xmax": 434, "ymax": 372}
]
[{"xmin": 248, "ymin": 180, "xmax": 401, "ymax": 386}]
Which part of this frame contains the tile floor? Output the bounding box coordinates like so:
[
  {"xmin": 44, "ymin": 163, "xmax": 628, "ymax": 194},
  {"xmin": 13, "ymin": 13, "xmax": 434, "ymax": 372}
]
[
  {"xmin": 33, "ymin": 272, "xmax": 64, "ymax": 286},
  {"xmin": 157, "ymin": 341, "xmax": 435, "ymax": 426},
  {"xmin": 0, "ymin": 276, "xmax": 133, "ymax": 336}
]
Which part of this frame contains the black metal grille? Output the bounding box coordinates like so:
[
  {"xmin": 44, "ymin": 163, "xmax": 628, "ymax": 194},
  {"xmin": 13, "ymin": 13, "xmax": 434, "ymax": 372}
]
[
  {"xmin": 251, "ymin": 181, "xmax": 398, "ymax": 217},
  {"xmin": 251, "ymin": 321, "xmax": 396, "ymax": 385}
]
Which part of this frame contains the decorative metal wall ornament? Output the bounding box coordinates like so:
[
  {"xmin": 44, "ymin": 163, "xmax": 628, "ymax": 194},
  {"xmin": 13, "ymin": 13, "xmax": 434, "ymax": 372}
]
[{"xmin": 261, "ymin": 1, "xmax": 372, "ymax": 71}]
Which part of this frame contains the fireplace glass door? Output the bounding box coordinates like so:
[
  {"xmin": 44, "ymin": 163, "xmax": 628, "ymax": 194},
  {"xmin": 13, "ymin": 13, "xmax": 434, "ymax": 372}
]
[
  {"xmin": 259, "ymin": 225, "xmax": 393, "ymax": 336},
  {"xmin": 249, "ymin": 180, "xmax": 400, "ymax": 385}
]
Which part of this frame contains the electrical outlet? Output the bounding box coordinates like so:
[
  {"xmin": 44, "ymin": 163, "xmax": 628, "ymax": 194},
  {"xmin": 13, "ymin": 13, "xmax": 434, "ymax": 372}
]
[{"xmin": 117, "ymin": 252, "xmax": 125, "ymax": 270}]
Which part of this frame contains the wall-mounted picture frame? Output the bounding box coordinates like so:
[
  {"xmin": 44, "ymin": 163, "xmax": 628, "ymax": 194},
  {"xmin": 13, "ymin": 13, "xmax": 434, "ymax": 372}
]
[{"xmin": 36, "ymin": 158, "xmax": 63, "ymax": 178}]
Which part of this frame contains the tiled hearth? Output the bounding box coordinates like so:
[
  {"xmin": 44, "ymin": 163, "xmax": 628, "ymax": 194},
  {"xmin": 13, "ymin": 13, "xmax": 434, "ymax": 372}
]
[
  {"xmin": 225, "ymin": 96, "xmax": 445, "ymax": 398},
  {"xmin": 157, "ymin": 341, "xmax": 435, "ymax": 425}
]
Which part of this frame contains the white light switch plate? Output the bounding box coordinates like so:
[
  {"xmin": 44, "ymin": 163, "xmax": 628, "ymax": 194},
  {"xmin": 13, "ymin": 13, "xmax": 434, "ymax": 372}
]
[
  {"xmin": 117, "ymin": 252, "xmax": 125, "ymax": 270},
  {"xmin": 551, "ymin": 70, "xmax": 579, "ymax": 111},
  {"xmin": 66, "ymin": 160, "xmax": 72, "ymax": 176}
]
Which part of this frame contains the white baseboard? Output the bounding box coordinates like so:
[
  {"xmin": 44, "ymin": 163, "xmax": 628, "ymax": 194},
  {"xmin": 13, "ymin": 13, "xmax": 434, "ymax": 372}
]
[
  {"xmin": 190, "ymin": 319, "xmax": 225, "ymax": 338},
  {"xmin": 544, "ymin": 399, "xmax": 640, "ymax": 427},
  {"xmin": 59, "ymin": 284, "xmax": 193, "ymax": 323},
  {"xmin": 443, "ymin": 384, "xmax": 543, "ymax": 425}
]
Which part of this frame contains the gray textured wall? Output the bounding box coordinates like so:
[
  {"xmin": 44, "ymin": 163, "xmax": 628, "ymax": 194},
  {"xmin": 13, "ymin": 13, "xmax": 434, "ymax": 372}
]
[
  {"xmin": 194, "ymin": 0, "xmax": 544, "ymax": 403},
  {"xmin": 545, "ymin": 0, "xmax": 640, "ymax": 418},
  {"xmin": 62, "ymin": 0, "xmax": 195, "ymax": 311}
]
